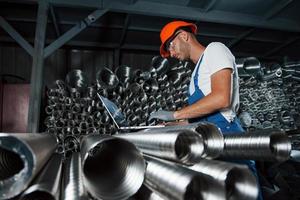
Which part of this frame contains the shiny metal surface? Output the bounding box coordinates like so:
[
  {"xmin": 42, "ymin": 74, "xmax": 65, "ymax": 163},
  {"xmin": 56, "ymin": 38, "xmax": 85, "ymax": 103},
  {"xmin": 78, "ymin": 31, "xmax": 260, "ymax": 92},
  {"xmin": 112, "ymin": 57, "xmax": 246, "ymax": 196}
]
[
  {"xmin": 116, "ymin": 129, "xmax": 204, "ymax": 165},
  {"xmin": 222, "ymin": 131, "xmax": 291, "ymax": 161},
  {"xmin": 142, "ymin": 122, "xmax": 224, "ymax": 159},
  {"xmin": 20, "ymin": 153, "xmax": 63, "ymax": 200},
  {"xmin": 151, "ymin": 56, "xmax": 170, "ymax": 76},
  {"xmin": 96, "ymin": 67, "xmax": 119, "ymax": 89},
  {"xmin": 62, "ymin": 152, "xmax": 88, "ymax": 200},
  {"xmin": 65, "ymin": 70, "xmax": 88, "ymax": 93},
  {"xmin": 135, "ymin": 185, "xmax": 165, "ymax": 200},
  {"xmin": 143, "ymin": 78, "xmax": 159, "ymax": 94},
  {"xmin": 144, "ymin": 155, "xmax": 225, "ymax": 200},
  {"xmin": 0, "ymin": 133, "xmax": 57, "ymax": 199},
  {"xmin": 115, "ymin": 65, "xmax": 135, "ymax": 84},
  {"xmin": 80, "ymin": 135, "xmax": 145, "ymax": 200},
  {"xmin": 189, "ymin": 159, "xmax": 258, "ymax": 200}
]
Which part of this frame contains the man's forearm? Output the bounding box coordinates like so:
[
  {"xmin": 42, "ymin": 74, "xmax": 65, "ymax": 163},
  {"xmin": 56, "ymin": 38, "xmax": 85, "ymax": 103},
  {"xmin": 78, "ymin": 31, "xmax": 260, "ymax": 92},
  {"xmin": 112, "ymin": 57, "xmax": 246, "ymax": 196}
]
[{"xmin": 174, "ymin": 93, "xmax": 229, "ymax": 120}]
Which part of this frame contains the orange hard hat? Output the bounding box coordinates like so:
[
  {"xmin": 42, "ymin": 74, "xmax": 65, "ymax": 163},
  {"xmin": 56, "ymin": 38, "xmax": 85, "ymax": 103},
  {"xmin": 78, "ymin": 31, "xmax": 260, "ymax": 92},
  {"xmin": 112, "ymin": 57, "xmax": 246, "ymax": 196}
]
[{"xmin": 160, "ymin": 21, "xmax": 197, "ymax": 58}]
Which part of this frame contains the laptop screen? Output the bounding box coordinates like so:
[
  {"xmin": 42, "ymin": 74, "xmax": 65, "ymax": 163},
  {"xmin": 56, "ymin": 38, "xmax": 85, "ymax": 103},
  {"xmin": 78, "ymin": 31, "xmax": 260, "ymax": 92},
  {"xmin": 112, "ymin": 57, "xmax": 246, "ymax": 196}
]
[{"xmin": 98, "ymin": 94, "xmax": 129, "ymax": 127}]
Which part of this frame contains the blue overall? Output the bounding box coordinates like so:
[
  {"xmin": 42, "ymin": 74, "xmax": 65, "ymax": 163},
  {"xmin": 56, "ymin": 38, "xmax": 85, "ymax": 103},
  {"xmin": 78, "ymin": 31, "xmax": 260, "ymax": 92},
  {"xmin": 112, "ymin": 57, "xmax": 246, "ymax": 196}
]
[
  {"xmin": 188, "ymin": 55, "xmax": 263, "ymax": 200},
  {"xmin": 187, "ymin": 55, "xmax": 244, "ymax": 134}
]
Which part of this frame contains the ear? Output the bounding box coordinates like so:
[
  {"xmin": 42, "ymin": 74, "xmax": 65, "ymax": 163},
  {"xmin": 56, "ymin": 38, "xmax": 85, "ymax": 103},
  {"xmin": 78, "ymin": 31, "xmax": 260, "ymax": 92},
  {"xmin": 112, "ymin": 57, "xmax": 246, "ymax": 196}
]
[{"xmin": 180, "ymin": 31, "xmax": 189, "ymax": 42}]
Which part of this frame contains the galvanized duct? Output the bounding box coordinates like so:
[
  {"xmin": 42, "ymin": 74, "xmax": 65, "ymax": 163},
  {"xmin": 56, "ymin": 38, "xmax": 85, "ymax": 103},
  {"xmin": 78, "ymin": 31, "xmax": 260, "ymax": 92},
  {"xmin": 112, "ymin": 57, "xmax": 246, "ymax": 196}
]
[
  {"xmin": 261, "ymin": 68, "xmax": 282, "ymax": 81},
  {"xmin": 64, "ymin": 136, "xmax": 80, "ymax": 152},
  {"xmin": 20, "ymin": 154, "xmax": 63, "ymax": 200},
  {"xmin": 143, "ymin": 78, "xmax": 159, "ymax": 94},
  {"xmin": 127, "ymin": 82, "xmax": 144, "ymax": 97},
  {"xmin": 61, "ymin": 152, "xmax": 88, "ymax": 200},
  {"xmin": 86, "ymin": 86, "xmax": 97, "ymax": 98},
  {"xmin": 116, "ymin": 129, "xmax": 204, "ymax": 165},
  {"xmin": 167, "ymin": 70, "xmax": 183, "ymax": 87},
  {"xmin": 189, "ymin": 159, "xmax": 258, "ymax": 200},
  {"xmin": 80, "ymin": 135, "xmax": 145, "ymax": 200},
  {"xmin": 144, "ymin": 155, "xmax": 225, "ymax": 200},
  {"xmin": 143, "ymin": 122, "xmax": 224, "ymax": 159},
  {"xmin": 65, "ymin": 70, "xmax": 88, "ymax": 93},
  {"xmin": 52, "ymin": 79, "xmax": 67, "ymax": 90},
  {"xmin": 243, "ymin": 57, "xmax": 262, "ymax": 75},
  {"xmin": 0, "ymin": 133, "xmax": 57, "ymax": 199},
  {"xmin": 221, "ymin": 131, "xmax": 291, "ymax": 161},
  {"xmin": 96, "ymin": 67, "xmax": 119, "ymax": 89},
  {"xmin": 135, "ymin": 185, "xmax": 165, "ymax": 200},
  {"xmin": 151, "ymin": 56, "xmax": 170, "ymax": 76},
  {"xmin": 115, "ymin": 65, "xmax": 135, "ymax": 84}
]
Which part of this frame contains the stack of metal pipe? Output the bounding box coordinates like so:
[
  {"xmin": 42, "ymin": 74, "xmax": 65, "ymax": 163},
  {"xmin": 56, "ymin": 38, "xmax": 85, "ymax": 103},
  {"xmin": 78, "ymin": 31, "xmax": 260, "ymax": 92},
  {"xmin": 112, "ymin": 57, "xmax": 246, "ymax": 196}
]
[
  {"xmin": 44, "ymin": 58, "xmax": 192, "ymax": 155},
  {"xmin": 6, "ymin": 55, "xmax": 289, "ymax": 199},
  {"xmin": 237, "ymin": 58, "xmax": 300, "ymax": 131},
  {"xmin": 116, "ymin": 122, "xmax": 292, "ymax": 200},
  {"xmin": 0, "ymin": 123, "xmax": 293, "ymax": 199}
]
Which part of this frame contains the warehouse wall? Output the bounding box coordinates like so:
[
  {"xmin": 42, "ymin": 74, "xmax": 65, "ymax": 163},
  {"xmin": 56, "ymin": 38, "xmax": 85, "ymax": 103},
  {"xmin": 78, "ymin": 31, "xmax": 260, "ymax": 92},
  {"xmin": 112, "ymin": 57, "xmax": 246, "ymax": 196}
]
[
  {"xmin": 0, "ymin": 46, "xmax": 32, "ymax": 83},
  {"xmin": 0, "ymin": 46, "xmax": 158, "ymax": 86}
]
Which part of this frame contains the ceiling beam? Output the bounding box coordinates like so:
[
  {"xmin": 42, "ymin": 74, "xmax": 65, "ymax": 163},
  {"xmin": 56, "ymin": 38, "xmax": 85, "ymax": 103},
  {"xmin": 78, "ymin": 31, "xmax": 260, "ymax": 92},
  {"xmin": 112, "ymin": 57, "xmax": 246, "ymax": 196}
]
[
  {"xmin": 0, "ymin": 16, "xmax": 33, "ymax": 56},
  {"xmin": 104, "ymin": 1, "xmax": 300, "ymax": 33},
  {"xmin": 119, "ymin": 14, "xmax": 130, "ymax": 47},
  {"xmin": 264, "ymin": 0, "xmax": 294, "ymax": 20},
  {"xmin": 204, "ymin": 0, "xmax": 218, "ymax": 12},
  {"xmin": 227, "ymin": 28, "xmax": 255, "ymax": 48},
  {"xmin": 2, "ymin": 0, "xmax": 300, "ymax": 33},
  {"xmin": 227, "ymin": 0, "xmax": 294, "ymax": 48},
  {"xmin": 0, "ymin": 17, "xmax": 284, "ymax": 44},
  {"xmin": 0, "ymin": 36, "xmax": 289, "ymax": 58},
  {"xmin": 44, "ymin": 9, "xmax": 108, "ymax": 58},
  {"xmin": 49, "ymin": 5, "xmax": 61, "ymax": 37},
  {"xmin": 263, "ymin": 36, "xmax": 300, "ymax": 57},
  {"xmin": 48, "ymin": 0, "xmax": 103, "ymax": 8}
]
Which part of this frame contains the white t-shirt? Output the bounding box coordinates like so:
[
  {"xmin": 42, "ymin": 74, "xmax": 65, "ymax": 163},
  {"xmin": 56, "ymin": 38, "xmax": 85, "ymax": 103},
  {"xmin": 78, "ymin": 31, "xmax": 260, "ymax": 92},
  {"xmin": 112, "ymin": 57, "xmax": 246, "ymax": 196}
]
[{"xmin": 188, "ymin": 42, "xmax": 240, "ymax": 122}]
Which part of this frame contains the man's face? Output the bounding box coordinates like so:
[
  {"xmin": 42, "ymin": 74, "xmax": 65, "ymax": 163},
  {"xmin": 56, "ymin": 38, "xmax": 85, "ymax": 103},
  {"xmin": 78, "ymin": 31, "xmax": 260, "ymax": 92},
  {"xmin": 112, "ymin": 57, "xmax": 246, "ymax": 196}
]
[{"xmin": 166, "ymin": 31, "xmax": 189, "ymax": 61}]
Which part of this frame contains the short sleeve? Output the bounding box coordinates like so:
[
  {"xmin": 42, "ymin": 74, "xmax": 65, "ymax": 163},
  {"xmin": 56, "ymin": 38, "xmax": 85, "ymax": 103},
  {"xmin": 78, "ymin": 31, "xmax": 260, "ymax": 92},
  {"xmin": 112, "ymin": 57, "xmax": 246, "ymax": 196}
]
[{"xmin": 204, "ymin": 42, "xmax": 234, "ymax": 75}]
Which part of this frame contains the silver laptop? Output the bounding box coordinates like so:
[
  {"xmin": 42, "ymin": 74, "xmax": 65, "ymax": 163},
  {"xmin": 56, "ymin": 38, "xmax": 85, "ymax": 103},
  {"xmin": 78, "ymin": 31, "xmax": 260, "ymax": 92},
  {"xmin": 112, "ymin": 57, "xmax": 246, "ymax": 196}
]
[{"xmin": 97, "ymin": 93, "xmax": 165, "ymax": 130}]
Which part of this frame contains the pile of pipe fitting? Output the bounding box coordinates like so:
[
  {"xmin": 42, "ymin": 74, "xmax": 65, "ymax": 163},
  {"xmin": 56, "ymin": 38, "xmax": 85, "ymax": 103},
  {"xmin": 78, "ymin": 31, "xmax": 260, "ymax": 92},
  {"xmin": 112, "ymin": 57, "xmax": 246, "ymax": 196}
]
[
  {"xmin": 44, "ymin": 56, "xmax": 192, "ymax": 155},
  {"xmin": 0, "ymin": 55, "xmax": 293, "ymax": 199},
  {"xmin": 44, "ymin": 56, "xmax": 300, "ymax": 155},
  {"xmin": 237, "ymin": 57, "xmax": 300, "ymax": 131},
  {"xmin": 0, "ymin": 121, "xmax": 293, "ymax": 200}
]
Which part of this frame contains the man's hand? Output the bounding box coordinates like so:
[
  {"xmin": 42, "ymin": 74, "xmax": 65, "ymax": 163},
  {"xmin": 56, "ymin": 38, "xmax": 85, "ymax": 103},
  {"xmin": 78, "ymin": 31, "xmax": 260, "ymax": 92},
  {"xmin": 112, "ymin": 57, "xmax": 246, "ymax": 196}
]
[{"xmin": 149, "ymin": 110, "xmax": 176, "ymax": 121}]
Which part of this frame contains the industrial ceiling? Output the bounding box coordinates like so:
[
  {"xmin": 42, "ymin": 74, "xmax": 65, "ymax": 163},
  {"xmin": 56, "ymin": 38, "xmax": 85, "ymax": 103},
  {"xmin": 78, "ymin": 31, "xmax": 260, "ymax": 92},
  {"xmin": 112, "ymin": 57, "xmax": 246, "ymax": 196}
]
[{"xmin": 0, "ymin": 0, "xmax": 300, "ymax": 61}]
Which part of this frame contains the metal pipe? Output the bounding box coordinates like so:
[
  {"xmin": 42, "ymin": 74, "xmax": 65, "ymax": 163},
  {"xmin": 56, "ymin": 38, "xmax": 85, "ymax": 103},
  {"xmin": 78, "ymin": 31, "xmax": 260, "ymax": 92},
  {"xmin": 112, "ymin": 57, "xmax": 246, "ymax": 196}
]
[
  {"xmin": 116, "ymin": 130, "xmax": 204, "ymax": 165},
  {"xmin": 0, "ymin": 133, "xmax": 57, "ymax": 199},
  {"xmin": 151, "ymin": 56, "xmax": 170, "ymax": 76},
  {"xmin": 115, "ymin": 65, "xmax": 135, "ymax": 84},
  {"xmin": 143, "ymin": 78, "xmax": 159, "ymax": 94},
  {"xmin": 144, "ymin": 155, "xmax": 224, "ymax": 200},
  {"xmin": 53, "ymin": 79, "xmax": 67, "ymax": 90},
  {"xmin": 61, "ymin": 152, "xmax": 88, "ymax": 200},
  {"xmin": 80, "ymin": 135, "xmax": 145, "ymax": 200},
  {"xmin": 64, "ymin": 136, "xmax": 80, "ymax": 152},
  {"xmin": 96, "ymin": 67, "xmax": 119, "ymax": 89},
  {"xmin": 71, "ymin": 104, "xmax": 81, "ymax": 114},
  {"xmin": 143, "ymin": 122, "xmax": 224, "ymax": 159},
  {"xmin": 167, "ymin": 70, "xmax": 182, "ymax": 87},
  {"xmin": 65, "ymin": 69, "xmax": 88, "ymax": 93},
  {"xmin": 20, "ymin": 154, "xmax": 63, "ymax": 200},
  {"xmin": 135, "ymin": 185, "xmax": 165, "ymax": 200},
  {"xmin": 222, "ymin": 131, "xmax": 291, "ymax": 161},
  {"xmin": 189, "ymin": 159, "xmax": 258, "ymax": 200},
  {"xmin": 86, "ymin": 85, "xmax": 97, "ymax": 98},
  {"xmin": 45, "ymin": 105, "xmax": 54, "ymax": 115}
]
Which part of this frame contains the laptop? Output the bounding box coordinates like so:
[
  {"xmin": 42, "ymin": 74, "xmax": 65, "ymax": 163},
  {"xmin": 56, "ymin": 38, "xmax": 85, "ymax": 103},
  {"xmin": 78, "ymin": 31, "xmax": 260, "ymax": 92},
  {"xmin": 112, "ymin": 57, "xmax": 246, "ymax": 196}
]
[{"xmin": 97, "ymin": 93, "xmax": 165, "ymax": 130}]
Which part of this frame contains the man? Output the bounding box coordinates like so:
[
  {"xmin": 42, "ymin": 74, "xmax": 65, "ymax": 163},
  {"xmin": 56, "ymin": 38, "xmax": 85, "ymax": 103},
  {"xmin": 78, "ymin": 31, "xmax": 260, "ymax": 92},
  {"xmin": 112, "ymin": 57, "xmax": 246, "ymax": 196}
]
[
  {"xmin": 150, "ymin": 20, "xmax": 263, "ymax": 200},
  {"xmin": 149, "ymin": 20, "xmax": 243, "ymax": 134}
]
